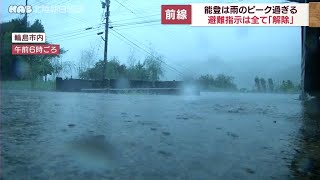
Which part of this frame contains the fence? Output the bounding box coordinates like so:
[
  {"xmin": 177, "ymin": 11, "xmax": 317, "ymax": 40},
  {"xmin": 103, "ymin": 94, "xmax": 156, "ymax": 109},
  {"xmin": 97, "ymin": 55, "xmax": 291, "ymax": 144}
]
[{"xmin": 56, "ymin": 77, "xmax": 184, "ymax": 92}]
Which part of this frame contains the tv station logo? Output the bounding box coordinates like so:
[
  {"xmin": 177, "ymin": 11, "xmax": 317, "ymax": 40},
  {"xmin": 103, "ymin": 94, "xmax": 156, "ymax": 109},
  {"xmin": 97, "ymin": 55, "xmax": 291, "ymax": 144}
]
[
  {"xmin": 11, "ymin": 33, "xmax": 60, "ymax": 55},
  {"xmin": 8, "ymin": 4, "xmax": 84, "ymax": 14},
  {"xmin": 8, "ymin": 5, "xmax": 32, "ymax": 14}
]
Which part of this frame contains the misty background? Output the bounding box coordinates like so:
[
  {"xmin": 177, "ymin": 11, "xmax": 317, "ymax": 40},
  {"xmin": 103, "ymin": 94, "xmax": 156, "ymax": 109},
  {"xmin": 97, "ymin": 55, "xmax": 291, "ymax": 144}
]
[{"xmin": 0, "ymin": 0, "xmax": 301, "ymax": 89}]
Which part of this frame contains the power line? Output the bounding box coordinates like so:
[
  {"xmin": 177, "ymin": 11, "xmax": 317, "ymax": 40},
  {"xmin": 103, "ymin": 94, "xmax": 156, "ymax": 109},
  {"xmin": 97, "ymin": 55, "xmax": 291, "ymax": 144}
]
[
  {"xmin": 111, "ymin": 31, "xmax": 185, "ymax": 77},
  {"xmin": 49, "ymin": 24, "xmax": 103, "ymax": 37},
  {"xmin": 112, "ymin": 0, "xmax": 128, "ymax": 13},
  {"xmin": 118, "ymin": 0, "xmax": 140, "ymax": 13},
  {"xmin": 109, "ymin": 9, "xmax": 198, "ymax": 77},
  {"xmin": 123, "ymin": 0, "xmax": 160, "ymax": 16},
  {"xmin": 34, "ymin": 0, "xmax": 92, "ymax": 25},
  {"xmin": 114, "ymin": 22, "xmax": 160, "ymax": 30},
  {"xmin": 113, "ymin": 29, "xmax": 198, "ymax": 77},
  {"xmin": 34, "ymin": 0, "xmax": 69, "ymax": 6},
  {"xmin": 50, "ymin": 31, "xmax": 100, "ymax": 42},
  {"xmin": 50, "ymin": 31, "xmax": 102, "ymax": 43},
  {"xmin": 1, "ymin": 14, "xmax": 23, "ymax": 21},
  {"xmin": 110, "ymin": 29, "xmax": 184, "ymax": 76},
  {"xmin": 50, "ymin": 28, "xmax": 103, "ymax": 41},
  {"xmin": 113, "ymin": 0, "xmax": 137, "ymax": 15},
  {"xmin": 113, "ymin": 30, "xmax": 152, "ymax": 51},
  {"xmin": 110, "ymin": 14, "xmax": 160, "ymax": 23},
  {"xmin": 32, "ymin": 0, "xmax": 89, "ymax": 27},
  {"xmin": 113, "ymin": 0, "xmax": 161, "ymax": 21},
  {"xmin": 49, "ymin": 26, "xmax": 103, "ymax": 41},
  {"xmin": 54, "ymin": 0, "xmax": 71, "ymax": 6},
  {"xmin": 29, "ymin": 0, "xmax": 42, "ymax": 6},
  {"xmin": 110, "ymin": 19, "xmax": 160, "ymax": 28}
]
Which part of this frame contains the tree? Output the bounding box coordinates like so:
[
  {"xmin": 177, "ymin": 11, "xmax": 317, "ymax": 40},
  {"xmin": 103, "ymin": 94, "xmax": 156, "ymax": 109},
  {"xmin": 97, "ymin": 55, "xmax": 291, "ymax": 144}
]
[
  {"xmin": 276, "ymin": 79, "xmax": 299, "ymax": 93},
  {"xmin": 38, "ymin": 59, "xmax": 54, "ymax": 81},
  {"xmin": 79, "ymin": 60, "xmax": 103, "ymax": 80},
  {"xmin": 51, "ymin": 57, "xmax": 63, "ymax": 79},
  {"xmin": 144, "ymin": 53, "xmax": 164, "ymax": 82},
  {"xmin": 287, "ymin": 80, "xmax": 294, "ymax": 90},
  {"xmin": 254, "ymin": 76, "xmax": 261, "ymax": 92},
  {"xmin": 1, "ymin": 18, "xmax": 26, "ymax": 79},
  {"xmin": 280, "ymin": 80, "xmax": 289, "ymax": 92},
  {"xmin": 77, "ymin": 48, "xmax": 97, "ymax": 78},
  {"xmin": 0, "ymin": 17, "xmax": 66, "ymax": 81},
  {"xmin": 215, "ymin": 74, "xmax": 236, "ymax": 89},
  {"xmin": 127, "ymin": 49, "xmax": 137, "ymax": 68},
  {"xmin": 126, "ymin": 51, "xmax": 146, "ymax": 80},
  {"xmin": 79, "ymin": 57, "xmax": 128, "ymax": 80},
  {"xmin": 129, "ymin": 60, "xmax": 148, "ymax": 80},
  {"xmin": 260, "ymin": 78, "xmax": 267, "ymax": 92},
  {"xmin": 198, "ymin": 73, "xmax": 237, "ymax": 90},
  {"xmin": 106, "ymin": 57, "xmax": 127, "ymax": 79},
  {"xmin": 78, "ymin": 52, "xmax": 165, "ymax": 82},
  {"xmin": 199, "ymin": 74, "xmax": 215, "ymax": 89},
  {"xmin": 268, "ymin": 78, "xmax": 274, "ymax": 92},
  {"xmin": 62, "ymin": 61, "xmax": 75, "ymax": 78},
  {"xmin": 29, "ymin": 19, "xmax": 45, "ymax": 32}
]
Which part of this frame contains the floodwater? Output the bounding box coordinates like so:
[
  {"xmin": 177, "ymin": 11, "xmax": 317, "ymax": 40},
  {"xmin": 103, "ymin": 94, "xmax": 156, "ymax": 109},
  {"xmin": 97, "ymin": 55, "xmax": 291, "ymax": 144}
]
[{"xmin": 1, "ymin": 90, "xmax": 307, "ymax": 179}]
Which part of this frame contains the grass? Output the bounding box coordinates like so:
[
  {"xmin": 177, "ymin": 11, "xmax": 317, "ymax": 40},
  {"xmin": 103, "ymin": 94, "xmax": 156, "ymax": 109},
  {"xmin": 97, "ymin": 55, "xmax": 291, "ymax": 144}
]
[{"xmin": 1, "ymin": 80, "xmax": 56, "ymax": 91}]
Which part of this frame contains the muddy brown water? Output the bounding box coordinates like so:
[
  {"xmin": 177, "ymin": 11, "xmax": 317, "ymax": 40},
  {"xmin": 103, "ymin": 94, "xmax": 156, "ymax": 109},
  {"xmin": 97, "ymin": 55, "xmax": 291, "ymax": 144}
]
[{"xmin": 0, "ymin": 90, "xmax": 309, "ymax": 179}]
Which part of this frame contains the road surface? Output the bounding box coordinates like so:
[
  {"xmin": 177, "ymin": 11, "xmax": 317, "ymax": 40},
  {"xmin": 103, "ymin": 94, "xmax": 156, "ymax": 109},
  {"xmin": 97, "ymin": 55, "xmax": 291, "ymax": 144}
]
[{"xmin": 1, "ymin": 90, "xmax": 304, "ymax": 179}]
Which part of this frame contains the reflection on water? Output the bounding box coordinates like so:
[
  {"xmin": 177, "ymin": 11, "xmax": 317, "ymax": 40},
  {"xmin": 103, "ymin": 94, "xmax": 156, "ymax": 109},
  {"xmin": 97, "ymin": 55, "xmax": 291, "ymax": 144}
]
[
  {"xmin": 290, "ymin": 98, "xmax": 320, "ymax": 179},
  {"xmin": 1, "ymin": 90, "xmax": 313, "ymax": 179},
  {"xmin": 65, "ymin": 134, "xmax": 119, "ymax": 169}
]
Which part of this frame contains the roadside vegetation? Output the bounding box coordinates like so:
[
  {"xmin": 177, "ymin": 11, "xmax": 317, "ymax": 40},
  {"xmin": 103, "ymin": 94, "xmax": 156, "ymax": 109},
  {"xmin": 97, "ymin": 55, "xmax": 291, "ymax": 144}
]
[
  {"xmin": 1, "ymin": 80, "xmax": 55, "ymax": 91},
  {"xmin": 253, "ymin": 76, "xmax": 300, "ymax": 94},
  {"xmin": 1, "ymin": 17, "xmax": 300, "ymax": 95},
  {"xmin": 1, "ymin": 17, "xmax": 67, "ymax": 85}
]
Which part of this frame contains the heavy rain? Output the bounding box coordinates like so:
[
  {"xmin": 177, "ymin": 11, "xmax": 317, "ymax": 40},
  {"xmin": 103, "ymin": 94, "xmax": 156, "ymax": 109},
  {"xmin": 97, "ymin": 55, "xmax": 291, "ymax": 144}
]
[{"xmin": 1, "ymin": 0, "xmax": 320, "ymax": 180}]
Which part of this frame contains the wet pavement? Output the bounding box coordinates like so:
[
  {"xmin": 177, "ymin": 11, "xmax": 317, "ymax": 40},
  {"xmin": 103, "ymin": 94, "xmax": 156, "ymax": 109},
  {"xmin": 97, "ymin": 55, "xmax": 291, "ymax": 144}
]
[{"xmin": 1, "ymin": 90, "xmax": 306, "ymax": 179}]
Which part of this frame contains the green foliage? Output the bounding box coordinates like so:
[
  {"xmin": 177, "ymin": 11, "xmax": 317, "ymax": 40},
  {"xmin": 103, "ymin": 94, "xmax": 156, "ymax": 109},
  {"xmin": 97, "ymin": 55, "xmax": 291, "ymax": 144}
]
[
  {"xmin": 127, "ymin": 61, "xmax": 149, "ymax": 81},
  {"xmin": 260, "ymin": 78, "xmax": 267, "ymax": 92},
  {"xmin": 254, "ymin": 76, "xmax": 261, "ymax": 91},
  {"xmin": 268, "ymin": 78, "xmax": 274, "ymax": 92},
  {"xmin": 198, "ymin": 73, "xmax": 237, "ymax": 91},
  {"xmin": 254, "ymin": 76, "xmax": 299, "ymax": 93},
  {"xmin": 106, "ymin": 57, "xmax": 127, "ymax": 79},
  {"xmin": 198, "ymin": 74, "xmax": 215, "ymax": 89},
  {"xmin": 79, "ymin": 54, "xmax": 164, "ymax": 81},
  {"xmin": 29, "ymin": 19, "xmax": 45, "ymax": 32},
  {"xmin": 0, "ymin": 17, "xmax": 66, "ymax": 80},
  {"xmin": 144, "ymin": 54, "xmax": 164, "ymax": 81},
  {"xmin": 279, "ymin": 80, "xmax": 296, "ymax": 93}
]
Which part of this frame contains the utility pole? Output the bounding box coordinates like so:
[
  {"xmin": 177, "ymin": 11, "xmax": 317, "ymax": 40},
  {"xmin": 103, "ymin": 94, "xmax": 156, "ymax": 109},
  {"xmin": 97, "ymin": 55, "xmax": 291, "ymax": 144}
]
[
  {"xmin": 300, "ymin": 0, "xmax": 307, "ymax": 100},
  {"xmin": 25, "ymin": 0, "xmax": 28, "ymax": 31},
  {"xmin": 102, "ymin": 0, "xmax": 110, "ymax": 85}
]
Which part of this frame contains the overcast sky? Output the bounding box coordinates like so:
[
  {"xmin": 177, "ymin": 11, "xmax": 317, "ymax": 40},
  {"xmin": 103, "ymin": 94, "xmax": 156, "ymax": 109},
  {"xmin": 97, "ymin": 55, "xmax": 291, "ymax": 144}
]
[{"xmin": 1, "ymin": 0, "xmax": 301, "ymax": 88}]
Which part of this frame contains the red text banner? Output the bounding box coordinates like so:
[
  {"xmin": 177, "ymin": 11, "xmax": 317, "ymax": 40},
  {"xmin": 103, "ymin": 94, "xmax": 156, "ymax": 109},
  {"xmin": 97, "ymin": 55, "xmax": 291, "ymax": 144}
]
[
  {"xmin": 161, "ymin": 5, "xmax": 192, "ymax": 24},
  {"xmin": 12, "ymin": 44, "xmax": 60, "ymax": 55}
]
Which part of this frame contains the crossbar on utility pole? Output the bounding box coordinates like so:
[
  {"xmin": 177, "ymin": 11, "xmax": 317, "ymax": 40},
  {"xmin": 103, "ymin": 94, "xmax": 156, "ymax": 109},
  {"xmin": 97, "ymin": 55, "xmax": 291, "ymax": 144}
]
[{"xmin": 102, "ymin": 0, "xmax": 110, "ymax": 87}]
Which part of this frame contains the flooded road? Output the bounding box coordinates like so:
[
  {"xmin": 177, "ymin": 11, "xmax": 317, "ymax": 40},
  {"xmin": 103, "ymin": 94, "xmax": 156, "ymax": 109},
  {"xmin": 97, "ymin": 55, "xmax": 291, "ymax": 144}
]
[{"xmin": 1, "ymin": 90, "xmax": 304, "ymax": 179}]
